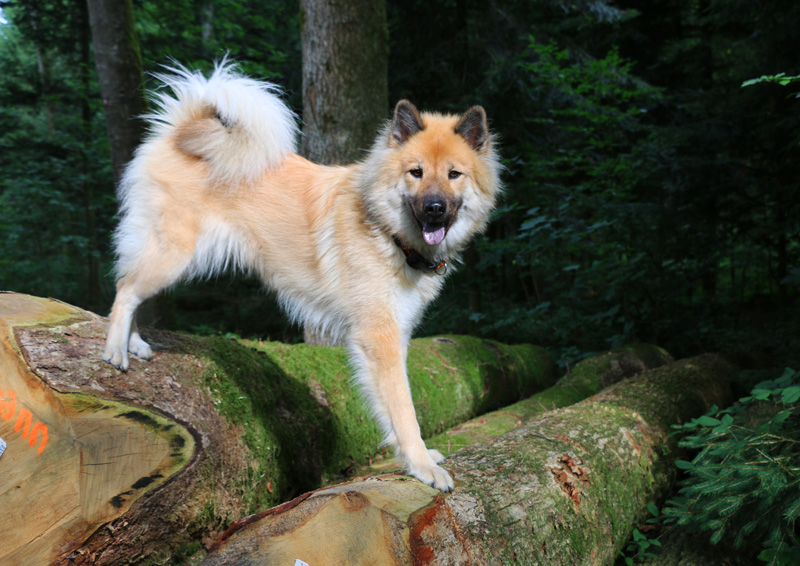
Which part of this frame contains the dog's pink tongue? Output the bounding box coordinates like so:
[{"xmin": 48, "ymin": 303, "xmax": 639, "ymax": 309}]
[{"xmin": 423, "ymin": 226, "xmax": 446, "ymax": 246}]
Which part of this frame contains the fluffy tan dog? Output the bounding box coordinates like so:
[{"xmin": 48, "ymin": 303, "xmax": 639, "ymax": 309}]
[{"xmin": 103, "ymin": 63, "xmax": 501, "ymax": 491}]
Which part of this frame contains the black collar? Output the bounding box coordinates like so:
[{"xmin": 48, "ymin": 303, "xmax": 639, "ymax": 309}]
[{"xmin": 393, "ymin": 236, "xmax": 448, "ymax": 275}]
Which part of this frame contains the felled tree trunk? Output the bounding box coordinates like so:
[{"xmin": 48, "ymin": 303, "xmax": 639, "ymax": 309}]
[
  {"xmin": 0, "ymin": 292, "xmax": 554, "ymax": 565},
  {"xmin": 203, "ymin": 355, "xmax": 736, "ymax": 565},
  {"xmin": 365, "ymin": 343, "xmax": 672, "ymax": 475},
  {"xmin": 425, "ymin": 343, "xmax": 673, "ymax": 455}
]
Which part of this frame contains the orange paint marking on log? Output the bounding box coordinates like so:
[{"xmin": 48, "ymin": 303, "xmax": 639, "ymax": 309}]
[
  {"xmin": 14, "ymin": 408, "xmax": 32, "ymax": 435},
  {"xmin": 0, "ymin": 387, "xmax": 48, "ymax": 454},
  {"xmin": 29, "ymin": 422, "xmax": 48, "ymax": 454},
  {"xmin": 0, "ymin": 388, "xmax": 16, "ymax": 420}
]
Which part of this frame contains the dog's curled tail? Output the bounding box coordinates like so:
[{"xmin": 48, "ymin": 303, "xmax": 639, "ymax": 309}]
[{"xmin": 146, "ymin": 60, "xmax": 298, "ymax": 186}]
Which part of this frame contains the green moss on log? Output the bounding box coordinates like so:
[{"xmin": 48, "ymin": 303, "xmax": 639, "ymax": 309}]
[
  {"xmin": 427, "ymin": 343, "xmax": 672, "ymax": 454},
  {"xmin": 406, "ymin": 336, "xmax": 556, "ymax": 436},
  {"xmin": 194, "ymin": 334, "xmax": 555, "ymax": 511},
  {"xmin": 201, "ymin": 354, "xmax": 737, "ymax": 566},
  {"xmin": 448, "ymin": 354, "xmax": 736, "ymax": 565}
]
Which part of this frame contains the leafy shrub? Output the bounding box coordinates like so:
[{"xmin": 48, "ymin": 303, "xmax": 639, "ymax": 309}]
[
  {"xmin": 663, "ymin": 368, "xmax": 800, "ymax": 565},
  {"xmin": 617, "ymin": 504, "xmax": 662, "ymax": 565}
]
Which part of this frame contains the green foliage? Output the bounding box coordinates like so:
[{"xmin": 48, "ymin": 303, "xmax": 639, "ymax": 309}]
[
  {"xmin": 135, "ymin": 0, "xmax": 301, "ymax": 100},
  {"xmin": 617, "ymin": 504, "xmax": 663, "ymax": 564},
  {"xmin": 663, "ymin": 368, "xmax": 800, "ymax": 564},
  {"xmin": 742, "ymin": 73, "xmax": 800, "ymax": 89},
  {"xmin": 424, "ymin": 35, "xmax": 665, "ymax": 366},
  {"xmin": 418, "ymin": 0, "xmax": 800, "ymax": 369},
  {"xmin": 0, "ymin": 0, "xmax": 301, "ymax": 323},
  {"xmin": 1, "ymin": 0, "xmax": 799, "ymax": 371},
  {"xmin": 0, "ymin": 0, "xmax": 116, "ymax": 311},
  {"xmin": 742, "ymin": 72, "xmax": 800, "ymax": 102}
]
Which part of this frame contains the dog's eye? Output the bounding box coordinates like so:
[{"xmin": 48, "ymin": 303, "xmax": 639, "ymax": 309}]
[
  {"xmin": 448, "ymin": 170, "xmax": 462, "ymax": 179},
  {"xmin": 409, "ymin": 168, "xmax": 423, "ymax": 178}
]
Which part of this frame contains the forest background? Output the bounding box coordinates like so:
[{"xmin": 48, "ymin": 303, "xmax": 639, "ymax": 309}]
[{"xmin": 0, "ymin": 0, "xmax": 798, "ymax": 372}]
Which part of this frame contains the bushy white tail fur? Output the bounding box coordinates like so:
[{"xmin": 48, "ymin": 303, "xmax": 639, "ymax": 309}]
[
  {"xmin": 143, "ymin": 59, "xmax": 298, "ymax": 186},
  {"xmin": 113, "ymin": 61, "xmax": 298, "ymax": 279}
]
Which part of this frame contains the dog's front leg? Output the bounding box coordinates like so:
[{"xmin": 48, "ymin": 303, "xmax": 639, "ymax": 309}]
[{"xmin": 349, "ymin": 320, "xmax": 454, "ymax": 492}]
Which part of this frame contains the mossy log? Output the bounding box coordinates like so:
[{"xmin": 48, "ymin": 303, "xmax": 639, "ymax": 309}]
[
  {"xmin": 426, "ymin": 343, "xmax": 673, "ymax": 456},
  {"xmin": 365, "ymin": 343, "xmax": 673, "ymax": 475},
  {"xmin": 0, "ymin": 292, "xmax": 555, "ymax": 565},
  {"xmin": 202, "ymin": 354, "xmax": 736, "ymax": 566}
]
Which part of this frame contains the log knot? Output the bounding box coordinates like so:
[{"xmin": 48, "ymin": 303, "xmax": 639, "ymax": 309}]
[{"xmin": 340, "ymin": 490, "xmax": 368, "ymax": 512}]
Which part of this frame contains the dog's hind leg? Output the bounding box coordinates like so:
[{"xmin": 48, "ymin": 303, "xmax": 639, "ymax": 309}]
[
  {"xmin": 103, "ymin": 278, "xmax": 147, "ymax": 371},
  {"xmin": 104, "ymin": 245, "xmax": 192, "ymax": 371},
  {"xmin": 349, "ymin": 320, "xmax": 455, "ymax": 492},
  {"xmin": 128, "ymin": 317, "xmax": 153, "ymax": 360}
]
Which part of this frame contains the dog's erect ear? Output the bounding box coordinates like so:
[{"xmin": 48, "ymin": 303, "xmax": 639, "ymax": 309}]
[
  {"xmin": 391, "ymin": 100, "xmax": 424, "ymax": 145},
  {"xmin": 455, "ymin": 106, "xmax": 489, "ymax": 152}
]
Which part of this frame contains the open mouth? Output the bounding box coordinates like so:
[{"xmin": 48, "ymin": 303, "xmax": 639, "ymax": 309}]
[
  {"xmin": 421, "ymin": 222, "xmax": 447, "ymax": 246},
  {"xmin": 407, "ymin": 194, "xmax": 461, "ymax": 247}
]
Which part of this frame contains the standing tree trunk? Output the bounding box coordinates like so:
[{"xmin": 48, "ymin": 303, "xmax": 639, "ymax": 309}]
[
  {"xmin": 300, "ymin": 0, "xmax": 388, "ymax": 164},
  {"xmin": 86, "ymin": 0, "xmax": 178, "ymax": 328},
  {"xmin": 300, "ymin": 0, "xmax": 389, "ymax": 345},
  {"xmin": 28, "ymin": 3, "xmax": 56, "ymax": 137},
  {"xmin": 85, "ymin": 0, "xmax": 147, "ymax": 184},
  {"xmin": 78, "ymin": 0, "xmax": 102, "ymax": 312}
]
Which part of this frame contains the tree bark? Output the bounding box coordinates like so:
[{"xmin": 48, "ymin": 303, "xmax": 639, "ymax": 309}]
[
  {"xmin": 425, "ymin": 343, "xmax": 673, "ymax": 456},
  {"xmin": 300, "ymin": 0, "xmax": 388, "ymax": 164},
  {"xmin": 299, "ymin": 0, "xmax": 388, "ymax": 345},
  {"xmin": 86, "ymin": 0, "xmax": 147, "ymax": 184},
  {"xmin": 78, "ymin": 0, "xmax": 103, "ymax": 313},
  {"xmin": 202, "ymin": 355, "xmax": 736, "ymax": 565},
  {"xmin": 0, "ymin": 293, "xmax": 553, "ymax": 565},
  {"xmin": 87, "ymin": 0, "xmax": 179, "ymax": 328},
  {"xmin": 365, "ymin": 343, "xmax": 673, "ymax": 476}
]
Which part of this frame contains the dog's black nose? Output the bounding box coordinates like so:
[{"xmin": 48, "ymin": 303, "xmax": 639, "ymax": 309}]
[{"xmin": 424, "ymin": 198, "xmax": 446, "ymax": 219}]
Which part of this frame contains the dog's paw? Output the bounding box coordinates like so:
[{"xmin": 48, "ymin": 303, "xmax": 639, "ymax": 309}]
[
  {"xmin": 102, "ymin": 348, "xmax": 130, "ymax": 372},
  {"xmin": 428, "ymin": 448, "xmax": 447, "ymax": 464},
  {"xmin": 129, "ymin": 335, "xmax": 153, "ymax": 360},
  {"xmin": 408, "ymin": 462, "xmax": 454, "ymax": 492}
]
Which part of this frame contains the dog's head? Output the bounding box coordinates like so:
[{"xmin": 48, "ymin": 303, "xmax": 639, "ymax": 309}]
[{"xmin": 361, "ymin": 100, "xmax": 501, "ymax": 262}]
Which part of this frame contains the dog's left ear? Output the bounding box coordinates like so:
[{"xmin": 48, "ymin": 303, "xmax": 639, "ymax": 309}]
[
  {"xmin": 455, "ymin": 106, "xmax": 489, "ymax": 152},
  {"xmin": 391, "ymin": 100, "xmax": 424, "ymax": 146}
]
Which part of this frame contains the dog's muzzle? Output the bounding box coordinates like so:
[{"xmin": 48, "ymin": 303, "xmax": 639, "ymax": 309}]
[{"xmin": 410, "ymin": 194, "xmax": 461, "ymax": 246}]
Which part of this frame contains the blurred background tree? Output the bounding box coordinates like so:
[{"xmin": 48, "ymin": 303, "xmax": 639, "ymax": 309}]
[
  {"xmin": 300, "ymin": 0, "xmax": 388, "ymax": 164},
  {"xmin": 0, "ymin": 0, "xmax": 797, "ymax": 369}
]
